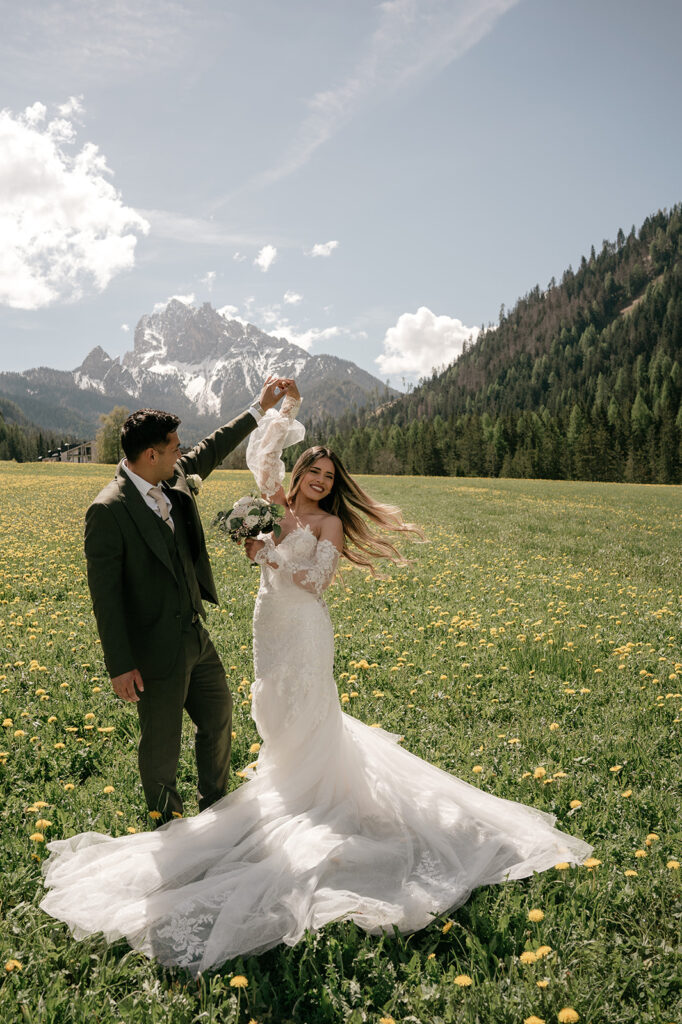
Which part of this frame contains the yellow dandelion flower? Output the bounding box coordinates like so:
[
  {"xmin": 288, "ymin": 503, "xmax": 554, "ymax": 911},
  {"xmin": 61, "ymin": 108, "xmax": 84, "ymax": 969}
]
[
  {"xmin": 536, "ymin": 979, "xmax": 550, "ymax": 989},
  {"xmin": 442, "ymin": 920, "xmax": 453, "ymax": 933},
  {"xmin": 624, "ymin": 869, "xmax": 637, "ymax": 877},
  {"xmin": 47, "ymin": 716, "xmax": 57, "ymax": 724},
  {"xmin": 609, "ymin": 765, "xmax": 622, "ymax": 773},
  {"xmin": 84, "ymin": 713, "xmax": 95, "ymax": 721},
  {"xmin": 519, "ymin": 951, "xmax": 538, "ymax": 964},
  {"xmin": 427, "ymin": 953, "xmax": 436, "ymax": 960},
  {"xmin": 634, "ymin": 849, "xmax": 647, "ymax": 858},
  {"xmin": 646, "ymin": 833, "xmax": 659, "ymax": 842},
  {"xmin": 379, "ymin": 1018, "xmax": 396, "ymax": 1024},
  {"xmin": 63, "ymin": 783, "xmax": 75, "ymax": 791},
  {"xmin": 13, "ymin": 730, "xmax": 26, "ymax": 738},
  {"xmin": 549, "ymin": 723, "xmax": 560, "ymax": 731},
  {"xmin": 127, "ymin": 827, "xmax": 137, "ymax": 834},
  {"xmin": 533, "ymin": 767, "xmax": 547, "ymax": 779},
  {"xmin": 149, "ymin": 810, "xmax": 162, "ymax": 820},
  {"xmin": 527, "ymin": 909, "xmax": 545, "ymax": 923},
  {"xmin": 554, "ymin": 862, "xmax": 570, "ymax": 871},
  {"xmin": 229, "ymin": 975, "xmax": 248, "ymax": 988},
  {"xmin": 34, "ymin": 819, "xmax": 51, "ymax": 830},
  {"xmin": 666, "ymin": 860, "xmax": 680, "ymax": 870},
  {"xmin": 524, "ymin": 1016, "xmax": 546, "ymax": 1024},
  {"xmin": 557, "ymin": 1010, "xmax": 580, "ymax": 1023},
  {"xmin": 583, "ymin": 857, "xmax": 602, "ymax": 869},
  {"xmin": 569, "ymin": 800, "xmax": 582, "ymax": 809},
  {"xmin": 536, "ymin": 945, "xmax": 552, "ymax": 958},
  {"xmin": 472, "ymin": 765, "xmax": 483, "ymax": 774},
  {"xmin": 2, "ymin": 718, "xmax": 13, "ymax": 727},
  {"xmin": 102, "ymin": 785, "xmax": 115, "ymax": 794},
  {"xmin": 249, "ymin": 742, "xmax": 261, "ymax": 754},
  {"xmin": 29, "ymin": 833, "xmax": 45, "ymax": 842},
  {"xmin": 621, "ymin": 790, "xmax": 633, "ymax": 798},
  {"xmin": 4, "ymin": 959, "xmax": 22, "ymax": 972},
  {"xmin": 54, "ymin": 743, "xmax": 65, "ymax": 750},
  {"xmin": 453, "ymin": 974, "xmax": 473, "ymax": 986}
]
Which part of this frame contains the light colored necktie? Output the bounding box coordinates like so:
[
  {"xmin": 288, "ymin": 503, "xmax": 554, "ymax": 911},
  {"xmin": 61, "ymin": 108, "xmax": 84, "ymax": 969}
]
[{"xmin": 148, "ymin": 486, "xmax": 174, "ymax": 532}]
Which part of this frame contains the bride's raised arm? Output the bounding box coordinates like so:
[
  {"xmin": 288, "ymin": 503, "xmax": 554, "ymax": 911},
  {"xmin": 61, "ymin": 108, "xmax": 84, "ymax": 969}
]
[{"xmin": 246, "ymin": 383, "xmax": 304, "ymax": 503}]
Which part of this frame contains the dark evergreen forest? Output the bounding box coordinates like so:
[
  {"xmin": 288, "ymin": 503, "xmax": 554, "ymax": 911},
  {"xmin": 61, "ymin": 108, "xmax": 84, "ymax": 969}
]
[
  {"xmin": 292, "ymin": 205, "xmax": 682, "ymax": 483},
  {"xmin": 0, "ymin": 399, "xmax": 62, "ymax": 462}
]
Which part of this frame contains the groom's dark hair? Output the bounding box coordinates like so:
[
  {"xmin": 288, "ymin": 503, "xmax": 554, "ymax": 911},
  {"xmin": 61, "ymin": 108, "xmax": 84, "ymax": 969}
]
[{"xmin": 121, "ymin": 409, "xmax": 181, "ymax": 461}]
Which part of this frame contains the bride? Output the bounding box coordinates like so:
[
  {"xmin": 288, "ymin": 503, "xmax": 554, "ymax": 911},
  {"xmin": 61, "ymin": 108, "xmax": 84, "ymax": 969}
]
[{"xmin": 41, "ymin": 383, "xmax": 592, "ymax": 976}]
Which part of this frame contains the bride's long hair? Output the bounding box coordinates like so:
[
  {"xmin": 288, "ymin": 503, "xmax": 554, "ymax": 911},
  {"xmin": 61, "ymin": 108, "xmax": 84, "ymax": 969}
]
[{"xmin": 287, "ymin": 446, "xmax": 423, "ymax": 572}]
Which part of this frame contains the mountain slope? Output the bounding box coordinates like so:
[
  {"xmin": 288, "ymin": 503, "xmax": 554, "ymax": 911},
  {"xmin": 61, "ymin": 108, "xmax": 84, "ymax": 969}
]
[
  {"xmin": 299, "ymin": 205, "xmax": 682, "ymax": 483},
  {"xmin": 0, "ymin": 302, "xmax": 394, "ymax": 442}
]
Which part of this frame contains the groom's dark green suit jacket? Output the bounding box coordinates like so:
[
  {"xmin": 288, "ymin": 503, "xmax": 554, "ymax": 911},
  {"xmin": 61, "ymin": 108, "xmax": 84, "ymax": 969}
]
[{"xmin": 85, "ymin": 411, "xmax": 257, "ymax": 681}]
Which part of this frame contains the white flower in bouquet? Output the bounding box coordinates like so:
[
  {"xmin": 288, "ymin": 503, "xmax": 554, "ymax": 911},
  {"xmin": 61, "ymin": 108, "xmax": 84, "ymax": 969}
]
[
  {"xmin": 213, "ymin": 494, "xmax": 284, "ymax": 541},
  {"xmin": 186, "ymin": 474, "xmax": 203, "ymax": 495}
]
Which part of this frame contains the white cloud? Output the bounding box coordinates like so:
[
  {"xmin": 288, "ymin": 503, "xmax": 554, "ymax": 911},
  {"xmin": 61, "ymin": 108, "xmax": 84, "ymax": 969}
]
[
  {"xmin": 254, "ymin": 245, "xmax": 277, "ymax": 272},
  {"xmin": 58, "ymin": 95, "xmax": 84, "ymax": 119},
  {"xmin": 121, "ymin": 323, "xmax": 130, "ymax": 332},
  {"xmin": 307, "ymin": 240, "xmax": 338, "ymax": 258},
  {"xmin": 217, "ymin": 304, "xmax": 240, "ymax": 319},
  {"xmin": 200, "ymin": 270, "xmax": 216, "ymax": 290},
  {"xmin": 0, "ymin": 101, "xmax": 149, "ymax": 310},
  {"xmin": 238, "ymin": 0, "xmax": 519, "ymax": 193},
  {"xmin": 284, "ymin": 290, "xmax": 303, "ymax": 305},
  {"xmin": 282, "ymin": 325, "xmax": 343, "ymax": 353},
  {"xmin": 153, "ymin": 293, "xmax": 195, "ymax": 313},
  {"xmin": 376, "ymin": 306, "xmax": 479, "ymax": 377},
  {"xmin": 233, "ymin": 251, "xmax": 247, "ymax": 262},
  {"xmin": 138, "ymin": 210, "xmax": 262, "ymax": 248}
]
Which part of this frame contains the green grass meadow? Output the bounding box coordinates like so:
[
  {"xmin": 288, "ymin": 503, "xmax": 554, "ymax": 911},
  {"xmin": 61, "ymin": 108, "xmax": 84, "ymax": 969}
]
[{"xmin": 0, "ymin": 461, "xmax": 680, "ymax": 1024}]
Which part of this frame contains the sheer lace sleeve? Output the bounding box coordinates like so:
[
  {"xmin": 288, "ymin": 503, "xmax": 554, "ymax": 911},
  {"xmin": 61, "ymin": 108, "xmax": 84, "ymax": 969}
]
[
  {"xmin": 291, "ymin": 539, "xmax": 340, "ymax": 596},
  {"xmin": 246, "ymin": 397, "xmax": 305, "ymax": 499}
]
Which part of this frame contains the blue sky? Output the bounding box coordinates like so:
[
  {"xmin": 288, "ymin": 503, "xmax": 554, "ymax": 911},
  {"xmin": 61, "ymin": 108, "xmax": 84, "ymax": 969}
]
[{"xmin": 1, "ymin": 0, "xmax": 680, "ymax": 387}]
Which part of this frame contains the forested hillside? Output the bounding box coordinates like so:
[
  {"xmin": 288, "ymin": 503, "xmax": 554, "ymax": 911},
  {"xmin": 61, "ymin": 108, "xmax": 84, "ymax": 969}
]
[
  {"xmin": 0, "ymin": 399, "xmax": 64, "ymax": 461},
  {"xmin": 296, "ymin": 205, "xmax": 682, "ymax": 483}
]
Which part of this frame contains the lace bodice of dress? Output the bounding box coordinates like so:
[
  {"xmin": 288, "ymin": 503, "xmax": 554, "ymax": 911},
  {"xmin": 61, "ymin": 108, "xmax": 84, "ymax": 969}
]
[{"xmin": 254, "ymin": 526, "xmax": 339, "ymax": 597}]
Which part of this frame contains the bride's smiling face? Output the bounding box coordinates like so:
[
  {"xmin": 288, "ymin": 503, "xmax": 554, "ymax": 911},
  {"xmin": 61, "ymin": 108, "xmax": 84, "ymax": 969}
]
[{"xmin": 299, "ymin": 457, "xmax": 335, "ymax": 502}]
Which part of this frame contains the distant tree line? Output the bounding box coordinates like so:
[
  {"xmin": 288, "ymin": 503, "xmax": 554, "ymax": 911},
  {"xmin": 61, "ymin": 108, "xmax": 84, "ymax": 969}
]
[
  {"xmin": 287, "ymin": 206, "xmax": 682, "ymax": 484},
  {"xmin": 0, "ymin": 400, "xmax": 63, "ymax": 462}
]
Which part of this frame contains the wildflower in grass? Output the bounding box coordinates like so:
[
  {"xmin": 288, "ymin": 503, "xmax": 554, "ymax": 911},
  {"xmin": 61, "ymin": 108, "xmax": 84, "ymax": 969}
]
[
  {"xmin": 102, "ymin": 786, "xmax": 115, "ymax": 794},
  {"xmin": 527, "ymin": 909, "xmax": 545, "ymax": 922},
  {"xmin": 427, "ymin": 953, "xmax": 436, "ymax": 960},
  {"xmin": 230, "ymin": 975, "xmax": 248, "ymax": 988},
  {"xmin": 63, "ymin": 783, "xmax": 74, "ymax": 791},
  {"xmin": 549, "ymin": 723, "xmax": 560, "ymax": 731},
  {"xmin": 645, "ymin": 833, "xmax": 659, "ymax": 843},
  {"xmin": 34, "ymin": 819, "xmax": 51, "ymax": 830},
  {"xmin": 149, "ymin": 811, "xmax": 162, "ymax": 820},
  {"xmin": 621, "ymin": 790, "xmax": 632, "ymax": 798},
  {"xmin": 557, "ymin": 1010, "xmax": 580, "ymax": 1023},
  {"xmin": 4, "ymin": 959, "xmax": 22, "ymax": 972},
  {"xmin": 249, "ymin": 743, "xmax": 261, "ymax": 754},
  {"xmin": 666, "ymin": 860, "xmax": 680, "ymax": 870},
  {"xmin": 524, "ymin": 1016, "xmax": 546, "ymax": 1024},
  {"xmin": 84, "ymin": 713, "xmax": 95, "ymax": 721},
  {"xmin": 536, "ymin": 980, "xmax": 550, "ymax": 989},
  {"xmin": 634, "ymin": 849, "xmax": 647, "ymax": 858},
  {"xmin": 569, "ymin": 800, "xmax": 582, "ymax": 809},
  {"xmin": 2, "ymin": 718, "xmax": 13, "ymax": 727},
  {"xmin": 609, "ymin": 765, "xmax": 622, "ymax": 773},
  {"xmin": 555, "ymin": 862, "xmax": 570, "ymax": 870},
  {"xmin": 583, "ymin": 858, "xmax": 602, "ymax": 869},
  {"xmin": 29, "ymin": 833, "xmax": 45, "ymax": 842},
  {"xmin": 472, "ymin": 765, "xmax": 483, "ymax": 774},
  {"xmin": 13, "ymin": 730, "xmax": 26, "ymax": 738},
  {"xmin": 54, "ymin": 743, "xmax": 65, "ymax": 750},
  {"xmin": 536, "ymin": 945, "xmax": 552, "ymax": 958},
  {"xmin": 127, "ymin": 827, "xmax": 137, "ymax": 834},
  {"xmin": 380, "ymin": 1017, "xmax": 396, "ymax": 1024},
  {"xmin": 624, "ymin": 870, "xmax": 637, "ymax": 877},
  {"xmin": 442, "ymin": 920, "xmax": 453, "ymax": 933},
  {"xmin": 453, "ymin": 974, "xmax": 473, "ymax": 986},
  {"xmin": 533, "ymin": 767, "xmax": 546, "ymax": 779},
  {"xmin": 520, "ymin": 951, "xmax": 538, "ymax": 964}
]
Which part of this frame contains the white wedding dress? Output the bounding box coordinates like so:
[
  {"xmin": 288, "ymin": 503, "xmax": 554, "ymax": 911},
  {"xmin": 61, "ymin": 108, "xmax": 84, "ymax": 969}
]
[{"xmin": 41, "ymin": 402, "xmax": 592, "ymax": 976}]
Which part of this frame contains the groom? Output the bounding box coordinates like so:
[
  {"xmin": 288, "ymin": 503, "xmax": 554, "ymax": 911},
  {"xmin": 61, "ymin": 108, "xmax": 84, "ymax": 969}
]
[{"xmin": 84, "ymin": 376, "xmax": 292, "ymax": 821}]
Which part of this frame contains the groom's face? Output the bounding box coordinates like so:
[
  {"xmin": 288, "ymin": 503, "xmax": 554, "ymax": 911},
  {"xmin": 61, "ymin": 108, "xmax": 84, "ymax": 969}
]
[{"xmin": 152, "ymin": 431, "xmax": 182, "ymax": 481}]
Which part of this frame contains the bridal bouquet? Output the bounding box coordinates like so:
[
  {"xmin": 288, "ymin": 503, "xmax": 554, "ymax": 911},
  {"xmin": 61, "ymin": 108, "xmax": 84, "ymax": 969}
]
[{"xmin": 213, "ymin": 495, "xmax": 284, "ymax": 542}]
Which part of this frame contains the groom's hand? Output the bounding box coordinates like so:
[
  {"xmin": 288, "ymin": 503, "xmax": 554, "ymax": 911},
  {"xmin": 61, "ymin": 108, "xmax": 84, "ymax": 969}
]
[{"xmin": 111, "ymin": 669, "xmax": 144, "ymax": 703}]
